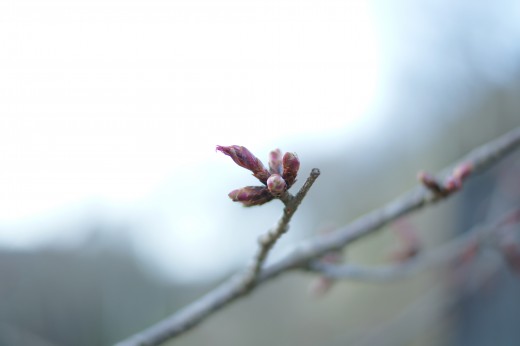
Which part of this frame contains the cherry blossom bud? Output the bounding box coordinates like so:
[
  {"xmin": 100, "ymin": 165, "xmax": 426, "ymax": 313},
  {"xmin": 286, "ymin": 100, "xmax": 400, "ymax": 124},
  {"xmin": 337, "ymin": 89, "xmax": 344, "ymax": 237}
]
[
  {"xmin": 444, "ymin": 176, "xmax": 462, "ymax": 192},
  {"xmin": 216, "ymin": 145, "xmax": 271, "ymax": 184},
  {"xmin": 436, "ymin": 163, "xmax": 473, "ymax": 193},
  {"xmin": 453, "ymin": 162, "xmax": 473, "ymax": 180},
  {"xmin": 417, "ymin": 171, "xmax": 443, "ymax": 194},
  {"xmin": 267, "ymin": 174, "xmax": 287, "ymax": 196},
  {"xmin": 444, "ymin": 163, "xmax": 473, "ymax": 192},
  {"xmin": 417, "ymin": 171, "xmax": 446, "ymax": 196},
  {"xmin": 282, "ymin": 152, "xmax": 300, "ymax": 187},
  {"xmin": 268, "ymin": 148, "xmax": 283, "ymax": 175},
  {"xmin": 228, "ymin": 186, "xmax": 273, "ymax": 206}
]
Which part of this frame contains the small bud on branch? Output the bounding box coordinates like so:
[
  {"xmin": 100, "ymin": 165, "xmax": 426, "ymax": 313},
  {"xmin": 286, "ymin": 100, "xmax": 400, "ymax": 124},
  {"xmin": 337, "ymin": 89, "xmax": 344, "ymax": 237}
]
[
  {"xmin": 216, "ymin": 145, "xmax": 271, "ymax": 184},
  {"xmin": 282, "ymin": 152, "xmax": 300, "ymax": 188},
  {"xmin": 418, "ymin": 162, "xmax": 473, "ymax": 197},
  {"xmin": 417, "ymin": 171, "xmax": 444, "ymax": 195},
  {"xmin": 228, "ymin": 186, "xmax": 274, "ymax": 207},
  {"xmin": 267, "ymin": 174, "xmax": 287, "ymax": 196}
]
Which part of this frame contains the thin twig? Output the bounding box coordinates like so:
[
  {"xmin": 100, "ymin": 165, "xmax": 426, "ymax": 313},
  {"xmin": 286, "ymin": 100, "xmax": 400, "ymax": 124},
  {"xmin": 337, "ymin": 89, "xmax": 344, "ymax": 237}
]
[
  {"xmin": 242, "ymin": 168, "xmax": 321, "ymax": 290},
  {"xmin": 116, "ymin": 169, "xmax": 321, "ymax": 346},
  {"xmin": 308, "ymin": 207, "xmax": 520, "ymax": 282},
  {"xmin": 116, "ymin": 126, "xmax": 520, "ymax": 346}
]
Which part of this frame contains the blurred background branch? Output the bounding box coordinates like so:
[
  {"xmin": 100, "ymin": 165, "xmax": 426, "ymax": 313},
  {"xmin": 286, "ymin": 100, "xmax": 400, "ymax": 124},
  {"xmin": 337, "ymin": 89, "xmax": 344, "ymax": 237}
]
[{"xmin": 309, "ymin": 207, "xmax": 520, "ymax": 282}]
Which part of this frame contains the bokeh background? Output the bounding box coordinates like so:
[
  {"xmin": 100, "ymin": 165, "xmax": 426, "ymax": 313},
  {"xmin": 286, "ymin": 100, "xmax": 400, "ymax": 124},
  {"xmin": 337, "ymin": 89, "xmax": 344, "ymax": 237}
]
[{"xmin": 1, "ymin": 0, "xmax": 520, "ymax": 345}]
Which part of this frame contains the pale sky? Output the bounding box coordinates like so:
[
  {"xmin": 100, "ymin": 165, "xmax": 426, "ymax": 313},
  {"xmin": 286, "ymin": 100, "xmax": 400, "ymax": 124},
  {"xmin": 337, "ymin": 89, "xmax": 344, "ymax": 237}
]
[{"xmin": 0, "ymin": 0, "xmax": 381, "ymax": 282}]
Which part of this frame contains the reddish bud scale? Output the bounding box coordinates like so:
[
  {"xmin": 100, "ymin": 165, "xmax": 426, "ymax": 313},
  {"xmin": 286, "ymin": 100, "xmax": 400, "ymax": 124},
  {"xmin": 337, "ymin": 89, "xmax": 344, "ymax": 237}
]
[
  {"xmin": 268, "ymin": 149, "xmax": 283, "ymax": 175},
  {"xmin": 444, "ymin": 163, "xmax": 473, "ymax": 193},
  {"xmin": 228, "ymin": 186, "xmax": 273, "ymax": 207},
  {"xmin": 417, "ymin": 171, "xmax": 443, "ymax": 194},
  {"xmin": 453, "ymin": 163, "xmax": 473, "ymax": 180},
  {"xmin": 282, "ymin": 152, "xmax": 300, "ymax": 187},
  {"xmin": 216, "ymin": 145, "xmax": 271, "ymax": 184},
  {"xmin": 444, "ymin": 177, "xmax": 462, "ymax": 192}
]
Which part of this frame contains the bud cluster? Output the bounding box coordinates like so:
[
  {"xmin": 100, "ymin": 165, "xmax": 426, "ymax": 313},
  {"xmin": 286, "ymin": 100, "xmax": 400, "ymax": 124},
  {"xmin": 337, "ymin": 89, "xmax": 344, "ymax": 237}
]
[{"xmin": 217, "ymin": 145, "xmax": 301, "ymax": 206}]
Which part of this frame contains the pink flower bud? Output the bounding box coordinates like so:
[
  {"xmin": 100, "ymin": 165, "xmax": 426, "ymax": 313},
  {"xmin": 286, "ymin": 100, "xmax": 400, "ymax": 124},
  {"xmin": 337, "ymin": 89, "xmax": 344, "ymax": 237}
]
[
  {"xmin": 217, "ymin": 145, "xmax": 271, "ymax": 184},
  {"xmin": 453, "ymin": 162, "xmax": 473, "ymax": 180},
  {"xmin": 268, "ymin": 148, "xmax": 283, "ymax": 175},
  {"xmin": 444, "ymin": 163, "xmax": 472, "ymax": 192},
  {"xmin": 444, "ymin": 176, "xmax": 462, "ymax": 192},
  {"xmin": 282, "ymin": 152, "xmax": 300, "ymax": 187},
  {"xmin": 228, "ymin": 186, "xmax": 273, "ymax": 207},
  {"xmin": 417, "ymin": 171, "xmax": 443, "ymax": 195},
  {"xmin": 267, "ymin": 174, "xmax": 287, "ymax": 196}
]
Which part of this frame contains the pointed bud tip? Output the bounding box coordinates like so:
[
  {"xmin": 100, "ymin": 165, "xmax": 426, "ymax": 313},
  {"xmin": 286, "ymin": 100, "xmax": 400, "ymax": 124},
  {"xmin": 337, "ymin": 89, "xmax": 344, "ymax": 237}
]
[{"xmin": 216, "ymin": 145, "xmax": 270, "ymax": 184}]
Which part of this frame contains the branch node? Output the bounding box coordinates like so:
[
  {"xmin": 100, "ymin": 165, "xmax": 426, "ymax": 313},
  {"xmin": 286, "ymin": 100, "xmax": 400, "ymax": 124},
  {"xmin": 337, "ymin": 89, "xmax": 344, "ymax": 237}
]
[{"xmin": 241, "ymin": 168, "xmax": 321, "ymax": 292}]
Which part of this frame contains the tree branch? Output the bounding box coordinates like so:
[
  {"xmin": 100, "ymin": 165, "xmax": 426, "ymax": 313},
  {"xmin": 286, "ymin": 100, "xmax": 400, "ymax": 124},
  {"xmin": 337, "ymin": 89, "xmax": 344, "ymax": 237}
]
[
  {"xmin": 242, "ymin": 168, "xmax": 321, "ymax": 290},
  {"xmin": 308, "ymin": 207, "xmax": 520, "ymax": 282},
  {"xmin": 116, "ymin": 126, "xmax": 520, "ymax": 346}
]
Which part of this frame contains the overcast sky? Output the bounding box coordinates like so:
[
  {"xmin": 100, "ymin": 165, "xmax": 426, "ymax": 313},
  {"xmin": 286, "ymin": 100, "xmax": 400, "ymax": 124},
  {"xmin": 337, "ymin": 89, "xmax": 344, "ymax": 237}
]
[{"xmin": 1, "ymin": 0, "xmax": 519, "ymax": 282}]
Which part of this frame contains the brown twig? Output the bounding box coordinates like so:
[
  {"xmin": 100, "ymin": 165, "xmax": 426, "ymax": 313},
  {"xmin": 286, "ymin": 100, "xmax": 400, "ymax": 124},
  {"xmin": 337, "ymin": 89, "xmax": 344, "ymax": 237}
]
[{"xmin": 116, "ymin": 126, "xmax": 520, "ymax": 346}]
